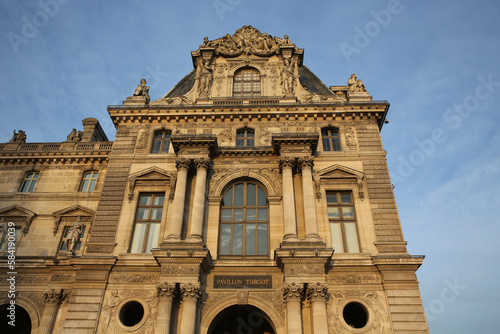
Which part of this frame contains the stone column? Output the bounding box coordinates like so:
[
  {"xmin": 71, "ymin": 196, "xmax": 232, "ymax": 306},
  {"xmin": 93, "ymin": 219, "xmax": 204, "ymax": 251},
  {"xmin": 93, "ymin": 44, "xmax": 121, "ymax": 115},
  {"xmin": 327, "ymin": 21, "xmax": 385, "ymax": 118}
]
[
  {"xmin": 280, "ymin": 157, "xmax": 299, "ymax": 241},
  {"xmin": 156, "ymin": 282, "xmax": 176, "ymax": 334},
  {"xmin": 299, "ymin": 157, "xmax": 321, "ymax": 241},
  {"xmin": 179, "ymin": 283, "xmax": 201, "ymax": 334},
  {"xmin": 39, "ymin": 289, "xmax": 65, "ymax": 334},
  {"xmin": 306, "ymin": 283, "xmax": 329, "ymax": 334},
  {"xmin": 187, "ymin": 158, "xmax": 209, "ymax": 243},
  {"xmin": 283, "ymin": 283, "xmax": 304, "ymax": 334},
  {"xmin": 167, "ymin": 158, "xmax": 191, "ymax": 241}
]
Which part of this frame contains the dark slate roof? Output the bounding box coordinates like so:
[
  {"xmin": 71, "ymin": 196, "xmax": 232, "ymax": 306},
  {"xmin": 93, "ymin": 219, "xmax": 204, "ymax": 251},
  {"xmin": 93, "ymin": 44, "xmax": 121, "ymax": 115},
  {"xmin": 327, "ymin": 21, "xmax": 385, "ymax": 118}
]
[
  {"xmin": 163, "ymin": 64, "xmax": 334, "ymax": 98},
  {"xmin": 298, "ymin": 65, "xmax": 334, "ymax": 95},
  {"xmin": 163, "ymin": 69, "xmax": 196, "ymax": 98}
]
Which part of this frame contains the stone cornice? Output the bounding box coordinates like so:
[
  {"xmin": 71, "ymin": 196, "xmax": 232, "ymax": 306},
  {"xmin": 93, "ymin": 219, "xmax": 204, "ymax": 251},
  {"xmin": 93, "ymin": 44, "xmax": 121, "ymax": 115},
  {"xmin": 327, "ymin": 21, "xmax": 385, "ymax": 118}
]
[
  {"xmin": 0, "ymin": 149, "xmax": 110, "ymax": 165},
  {"xmin": 107, "ymin": 102, "xmax": 389, "ymax": 129}
]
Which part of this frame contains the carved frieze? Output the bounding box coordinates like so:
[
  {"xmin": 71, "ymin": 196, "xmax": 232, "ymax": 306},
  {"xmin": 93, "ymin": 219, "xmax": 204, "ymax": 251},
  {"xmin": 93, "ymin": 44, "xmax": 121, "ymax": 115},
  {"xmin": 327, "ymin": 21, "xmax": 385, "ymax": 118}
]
[
  {"xmin": 161, "ymin": 265, "xmax": 200, "ymax": 275},
  {"xmin": 331, "ymin": 274, "xmax": 380, "ymax": 284},
  {"xmin": 285, "ymin": 264, "xmax": 324, "ymax": 276},
  {"xmin": 110, "ymin": 273, "xmax": 158, "ymax": 283}
]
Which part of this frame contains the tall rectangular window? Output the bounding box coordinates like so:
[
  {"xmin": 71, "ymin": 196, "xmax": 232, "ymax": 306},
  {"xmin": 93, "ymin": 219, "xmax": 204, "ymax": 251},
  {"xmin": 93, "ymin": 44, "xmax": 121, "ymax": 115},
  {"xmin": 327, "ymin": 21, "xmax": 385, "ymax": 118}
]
[
  {"xmin": 321, "ymin": 128, "xmax": 341, "ymax": 151},
  {"xmin": 80, "ymin": 171, "xmax": 98, "ymax": 192},
  {"xmin": 130, "ymin": 194, "xmax": 164, "ymax": 253},
  {"xmin": 327, "ymin": 191, "xmax": 360, "ymax": 253}
]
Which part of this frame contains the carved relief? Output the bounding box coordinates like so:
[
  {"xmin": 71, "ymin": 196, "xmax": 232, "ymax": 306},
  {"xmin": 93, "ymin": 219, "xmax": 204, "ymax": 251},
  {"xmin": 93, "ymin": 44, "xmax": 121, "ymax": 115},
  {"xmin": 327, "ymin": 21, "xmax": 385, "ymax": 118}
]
[
  {"xmin": 156, "ymin": 282, "xmax": 176, "ymax": 299},
  {"xmin": 180, "ymin": 283, "xmax": 201, "ymax": 301},
  {"xmin": 10, "ymin": 275, "xmax": 49, "ymax": 285},
  {"xmin": 237, "ymin": 291, "xmax": 249, "ymax": 305},
  {"xmin": 306, "ymin": 282, "xmax": 329, "ymax": 300},
  {"xmin": 109, "ymin": 273, "xmax": 158, "ymax": 283},
  {"xmin": 331, "ymin": 274, "xmax": 380, "ymax": 284},
  {"xmin": 50, "ymin": 273, "xmax": 75, "ymax": 282},
  {"xmin": 283, "ymin": 282, "xmax": 304, "ymax": 301},
  {"xmin": 136, "ymin": 129, "xmax": 149, "ymax": 150},
  {"xmin": 201, "ymin": 292, "xmax": 234, "ymax": 316},
  {"xmin": 251, "ymin": 292, "xmax": 285, "ymax": 320},
  {"xmin": 18, "ymin": 291, "xmax": 45, "ymax": 315},
  {"xmin": 43, "ymin": 288, "xmax": 67, "ymax": 303},
  {"xmin": 161, "ymin": 265, "xmax": 200, "ymax": 275}
]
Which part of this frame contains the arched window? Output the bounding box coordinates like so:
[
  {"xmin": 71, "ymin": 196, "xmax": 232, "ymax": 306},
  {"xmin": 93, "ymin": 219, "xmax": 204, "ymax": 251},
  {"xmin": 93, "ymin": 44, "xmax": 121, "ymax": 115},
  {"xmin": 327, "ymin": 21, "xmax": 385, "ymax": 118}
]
[
  {"xmin": 20, "ymin": 172, "xmax": 39, "ymax": 193},
  {"xmin": 80, "ymin": 171, "xmax": 98, "ymax": 192},
  {"xmin": 236, "ymin": 128, "xmax": 255, "ymax": 147},
  {"xmin": 219, "ymin": 181, "xmax": 268, "ymax": 257},
  {"xmin": 151, "ymin": 130, "xmax": 171, "ymax": 153},
  {"xmin": 233, "ymin": 68, "xmax": 261, "ymax": 98},
  {"xmin": 321, "ymin": 127, "xmax": 341, "ymax": 151}
]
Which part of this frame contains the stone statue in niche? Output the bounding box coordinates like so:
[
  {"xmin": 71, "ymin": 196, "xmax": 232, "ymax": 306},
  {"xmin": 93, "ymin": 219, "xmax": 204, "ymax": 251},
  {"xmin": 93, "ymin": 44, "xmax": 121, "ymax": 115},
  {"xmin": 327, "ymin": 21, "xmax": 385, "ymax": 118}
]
[
  {"xmin": 197, "ymin": 59, "xmax": 213, "ymax": 97},
  {"xmin": 133, "ymin": 78, "xmax": 151, "ymax": 103},
  {"xmin": 282, "ymin": 58, "xmax": 296, "ymax": 95},
  {"xmin": 10, "ymin": 130, "xmax": 27, "ymax": 143},
  {"xmin": 66, "ymin": 128, "xmax": 83, "ymax": 142},
  {"xmin": 348, "ymin": 74, "xmax": 367, "ymax": 93},
  {"xmin": 64, "ymin": 217, "xmax": 84, "ymax": 255}
]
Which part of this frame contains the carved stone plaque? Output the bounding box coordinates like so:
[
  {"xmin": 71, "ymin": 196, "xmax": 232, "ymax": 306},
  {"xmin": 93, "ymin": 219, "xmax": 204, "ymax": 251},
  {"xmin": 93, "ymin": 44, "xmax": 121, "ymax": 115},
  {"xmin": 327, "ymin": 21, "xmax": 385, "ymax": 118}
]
[{"xmin": 214, "ymin": 275, "xmax": 272, "ymax": 289}]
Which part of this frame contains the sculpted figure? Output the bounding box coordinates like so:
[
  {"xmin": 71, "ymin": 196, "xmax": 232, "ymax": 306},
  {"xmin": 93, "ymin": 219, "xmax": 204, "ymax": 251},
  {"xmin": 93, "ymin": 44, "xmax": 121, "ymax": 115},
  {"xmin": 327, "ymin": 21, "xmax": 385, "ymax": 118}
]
[
  {"xmin": 348, "ymin": 74, "xmax": 367, "ymax": 93},
  {"xmin": 66, "ymin": 128, "xmax": 82, "ymax": 142},
  {"xmin": 0, "ymin": 219, "xmax": 7, "ymax": 247},
  {"xmin": 198, "ymin": 59, "xmax": 213, "ymax": 97},
  {"xmin": 281, "ymin": 58, "xmax": 295, "ymax": 94},
  {"xmin": 10, "ymin": 130, "xmax": 27, "ymax": 143},
  {"xmin": 65, "ymin": 217, "xmax": 84, "ymax": 255},
  {"xmin": 133, "ymin": 78, "xmax": 150, "ymax": 103}
]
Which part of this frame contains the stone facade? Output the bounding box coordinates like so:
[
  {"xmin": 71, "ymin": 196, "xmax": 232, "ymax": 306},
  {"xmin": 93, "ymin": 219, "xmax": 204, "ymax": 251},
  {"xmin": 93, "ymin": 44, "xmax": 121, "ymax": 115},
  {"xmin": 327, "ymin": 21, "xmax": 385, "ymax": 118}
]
[{"xmin": 0, "ymin": 26, "xmax": 428, "ymax": 333}]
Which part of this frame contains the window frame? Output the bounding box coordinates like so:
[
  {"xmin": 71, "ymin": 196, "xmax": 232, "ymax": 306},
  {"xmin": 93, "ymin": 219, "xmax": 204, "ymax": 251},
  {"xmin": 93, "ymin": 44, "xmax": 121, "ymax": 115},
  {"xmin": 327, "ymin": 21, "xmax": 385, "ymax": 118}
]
[
  {"xmin": 129, "ymin": 193, "xmax": 166, "ymax": 254},
  {"xmin": 80, "ymin": 171, "xmax": 98, "ymax": 192},
  {"xmin": 151, "ymin": 130, "xmax": 172, "ymax": 154},
  {"xmin": 232, "ymin": 67, "xmax": 261, "ymax": 99},
  {"xmin": 218, "ymin": 180, "xmax": 269, "ymax": 258},
  {"xmin": 236, "ymin": 128, "xmax": 255, "ymax": 147},
  {"xmin": 321, "ymin": 127, "xmax": 341, "ymax": 152},
  {"xmin": 19, "ymin": 171, "xmax": 39, "ymax": 193},
  {"xmin": 326, "ymin": 190, "xmax": 361, "ymax": 253}
]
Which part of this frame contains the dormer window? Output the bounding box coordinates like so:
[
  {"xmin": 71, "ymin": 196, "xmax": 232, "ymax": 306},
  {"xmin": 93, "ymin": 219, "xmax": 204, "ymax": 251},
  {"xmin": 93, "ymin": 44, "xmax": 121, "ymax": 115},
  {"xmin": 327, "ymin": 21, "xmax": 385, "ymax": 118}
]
[
  {"xmin": 321, "ymin": 127, "xmax": 341, "ymax": 151},
  {"xmin": 151, "ymin": 130, "xmax": 171, "ymax": 153},
  {"xmin": 233, "ymin": 68, "xmax": 261, "ymax": 98}
]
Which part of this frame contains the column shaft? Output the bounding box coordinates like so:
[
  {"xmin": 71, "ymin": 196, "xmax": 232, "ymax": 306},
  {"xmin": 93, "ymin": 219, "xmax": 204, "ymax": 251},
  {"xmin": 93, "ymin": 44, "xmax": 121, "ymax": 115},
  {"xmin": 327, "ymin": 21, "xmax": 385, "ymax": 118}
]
[
  {"xmin": 281, "ymin": 159, "xmax": 298, "ymax": 241},
  {"xmin": 180, "ymin": 298, "xmax": 197, "ymax": 334},
  {"xmin": 310, "ymin": 298, "xmax": 329, "ymax": 334},
  {"xmin": 301, "ymin": 162, "xmax": 321, "ymax": 240},
  {"xmin": 167, "ymin": 161, "xmax": 189, "ymax": 240},
  {"xmin": 187, "ymin": 160, "xmax": 208, "ymax": 242},
  {"xmin": 286, "ymin": 299, "xmax": 303, "ymax": 334},
  {"xmin": 156, "ymin": 297, "xmax": 173, "ymax": 334}
]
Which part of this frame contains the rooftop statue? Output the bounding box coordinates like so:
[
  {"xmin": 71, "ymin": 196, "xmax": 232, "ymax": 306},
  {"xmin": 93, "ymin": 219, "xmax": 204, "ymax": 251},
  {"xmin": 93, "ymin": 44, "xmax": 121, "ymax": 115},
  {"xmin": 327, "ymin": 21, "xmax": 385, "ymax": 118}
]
[
  {"xmin": 133, "ymin": 78, "xmax": 151, "ymax": 103},
  {"xmin": 348, "ymin": 74, "xmax": 367, "ymax": 93},
  {"xmin": 10, "ymin": 129, "xmax": 26, "ymax": 143}
]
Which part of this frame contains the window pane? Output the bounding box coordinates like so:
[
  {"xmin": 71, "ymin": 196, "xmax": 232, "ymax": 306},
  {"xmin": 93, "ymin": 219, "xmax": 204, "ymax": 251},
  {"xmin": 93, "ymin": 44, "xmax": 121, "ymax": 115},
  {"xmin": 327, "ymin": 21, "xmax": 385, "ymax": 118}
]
[
  {"xmin": 154, "ymin": 195, "xmax": 165, "ymax": 206},
  {"xmin": 246, "ymin": 209, "xmax": 256, "ymax": 220},
  {"xmin": 221, "ymin": 209, "xmax": 232, "ymax": 221},
  {"xmin": 232, "ymin": 224, "xmax": 243, "ymax": 255},
  {"xmin": 340, "ymin": 193, "xmax": 352, "ymax": 203},
  {"xmin": 145, "ymin": 223, "xmax": 160, "ymax": 253},
  {"xmin": 247, "ymin": 183, "xmax": 256, "ymax": 206},
  {"xmin": 28, "ymin": 179, "xmax": 36, "ymax": 192},
  {"xmin": 88, "ymin": 179, "xmax": 96, "ymax": 192},
  {"xmin": 257, "ymin": 187, "xmax": 266, "ymax": 206},
  {"xmin": 257, "ymin": 224, "xmax": 268, "ymax": 255},
  {"xmin": 161, "ymin": 141, "xmax": 170, "ymax": 153},
  {"xmin": 326, "ymin": 193, "xmax": 337, "ymax": 203},
  {"xmin": 137, "ymin": 208, "xmax": 150, "ymax": 220},
  {"xmin": 233, "ymin": 209, "xmax": 244, "ymax": 221},
  {"xmin": 322, "ymin": 138, "xmax": 331, "ymax": 151},
  {"xmin": 332, "ymin": 138, "xmax": 341, "ymax": 151},
  {"xmin": 330, "ymin": 223, "xmax": 343, "ymax": 253},
  {"xmin": 81, "ymin": 179, "xmax": 90, "ymax": 192},
  {"xmin": 151, "ymin": 208, "xmax": 163, "ymax": 220},
  {"xmin": 222, "ymin": 187, "xmax": 233, "ymax": 206},
  {"xmin": 234, "ymin": 183, "xmax": 244, "ymax": 206},
  {"xmin": 246, "ymin": 224, "xmax": 256, "ymax": 255},
  {"xmin": 247, "ymin": 131, "xmax": 254, "ymax": 137},
  {"xmin": 220, "ymin": 224, "xmax": 231, "ymax": 255},
  {"xmin": 342, "ymin": 207, "xmax": 354, "ymax": 218},
  {"xmin": 130, "ymin": 223, "xmax": 146, "ymax": 253},
  {"xmin": 247, "ymin": 139, "xmax": 254, "ymax": 146},
  {"xmin": 140, "ymin": 195, "xmax": 151, "ymax": 205},
  {"xmin": 328, "ymin": 207, "xmax": 340, "ymax": 219},
  {"xmin": 258, "ymin": 209, "xmax": 268, "ymax": 221},
  {"xmin": 236, "ymin": 131, "xmax": 245, "ymax": 138},
  {"xmin": 236, "ymin": 139, "xmax": 245, "ymax": 147},
  {"xmin": 344, "ymin": 222, "xmax": 360, "ymax": 253},
  {"xmin": 152, "ymin": 140, "xmax": 161, "ymax": 153}
]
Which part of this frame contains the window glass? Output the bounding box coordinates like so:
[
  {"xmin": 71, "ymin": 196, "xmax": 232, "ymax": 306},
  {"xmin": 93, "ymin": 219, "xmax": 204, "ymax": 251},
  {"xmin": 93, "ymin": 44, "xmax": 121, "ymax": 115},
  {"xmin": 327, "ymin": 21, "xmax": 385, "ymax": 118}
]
[
  {"xmin": 219, "ymin": 181, "xmax": 269, "ymax": 257},
  {"xmin": 327, "ymin": 191, "xmax": 360, "ymax": 253},
  {"xmin": 130, "ymin": 193, "xmax": 164, "ymax": 253},
  {"xmin": 20, "ymin": 172, "xmax": 39, "ymax": 193},
  {"xmin": 233, "ymin": 68, "xmax": 261, "ymax": 98},
  {"xmin": 80, "ymin": 172, "xmax": 98, "ymax": 192},
  {"xmin": 151, "ymin": 131, "xmax": 171, "ymax": 153},
  {"xmin": 322, "ymin": 128, "xmax": 341, "ymax": 152},
  {"xmin": 236, "ymin": 128, "xmax": 255, "ymax": 147}
]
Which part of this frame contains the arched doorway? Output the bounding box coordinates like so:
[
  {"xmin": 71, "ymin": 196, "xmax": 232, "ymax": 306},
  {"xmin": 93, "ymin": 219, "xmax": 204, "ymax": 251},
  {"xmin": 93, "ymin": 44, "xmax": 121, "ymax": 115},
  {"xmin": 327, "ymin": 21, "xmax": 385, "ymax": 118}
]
[
  {"xmin": 0, "ymin": 304, "xmax": 32, "ymax": 334},
  {"xmin": 208, "ymin": 305, "xmax": 275, "ymax": 334}
]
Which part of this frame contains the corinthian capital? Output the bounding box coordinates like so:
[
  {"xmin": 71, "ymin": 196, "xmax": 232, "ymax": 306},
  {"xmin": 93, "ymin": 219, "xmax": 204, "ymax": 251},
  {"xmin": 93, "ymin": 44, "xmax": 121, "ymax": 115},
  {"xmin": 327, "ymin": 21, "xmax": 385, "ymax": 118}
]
[
  {"xmin": 180, "ymin": 282, "xmax": 201, "ymax": 301},
  {"xmin": 157, "ymin": 282, "xmax": 177, "ymax": 299},
  {"xmin": 283, "ymin": 282, "xmax": 304, "ymax": 301},
  {"xmin": 175, "ymin": 158, "xmax": 192, "ymax": 170},
  {"xmin": 298, "ymin": 156, "xmax": 314, "ymax": 169},
  {"xmin": 279, "ymin": 157, "xmax": 295, "ymax": 170},
  {"xmin": 194, "ymin": 158, "xmax": 210, "ymax": 170},
  {"xmin": 306, "ymin": 282, "xmax": 329, "ymax": 300}
]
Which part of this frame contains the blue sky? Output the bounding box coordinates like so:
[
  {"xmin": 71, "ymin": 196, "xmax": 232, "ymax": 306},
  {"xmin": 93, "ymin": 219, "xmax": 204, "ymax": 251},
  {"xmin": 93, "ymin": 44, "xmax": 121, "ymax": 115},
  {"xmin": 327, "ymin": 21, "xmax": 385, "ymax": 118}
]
[{"xmin": 1, "ymin": 1, "xmax": 499, "ymax": 332}]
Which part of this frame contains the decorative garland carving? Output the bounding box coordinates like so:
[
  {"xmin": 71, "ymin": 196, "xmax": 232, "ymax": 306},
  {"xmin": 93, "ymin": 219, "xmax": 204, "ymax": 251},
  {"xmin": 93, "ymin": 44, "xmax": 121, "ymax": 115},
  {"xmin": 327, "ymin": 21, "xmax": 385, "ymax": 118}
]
[
  {"xmin": 161, "ymin": 265, "xmax": 200, "ymax": 275},
  {"xmin": 251, "ymin": 292, "xmax": 285, "ymax": 320},
  {"xmin": 331, "ymin": 274, "xmax": 380, "ymax": 284},
  {"xmin": 285, "ymin": 265, "xmax": 324, "ymax": 276}
]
